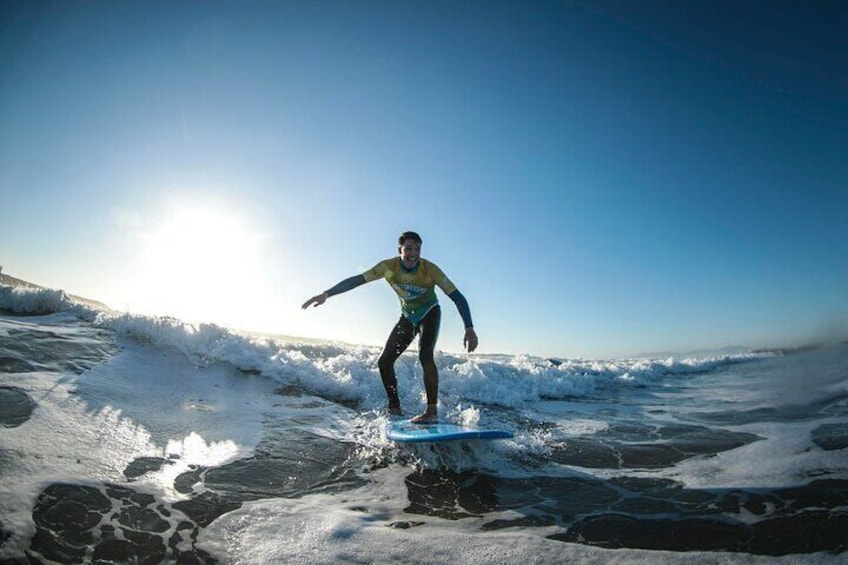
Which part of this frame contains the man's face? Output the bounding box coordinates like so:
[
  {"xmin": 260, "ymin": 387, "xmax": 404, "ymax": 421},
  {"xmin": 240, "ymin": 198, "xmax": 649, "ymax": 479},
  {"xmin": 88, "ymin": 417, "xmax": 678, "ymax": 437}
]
[{"xmin": 399, "ymin": 239, "xmax": 421, "ymax": 266}]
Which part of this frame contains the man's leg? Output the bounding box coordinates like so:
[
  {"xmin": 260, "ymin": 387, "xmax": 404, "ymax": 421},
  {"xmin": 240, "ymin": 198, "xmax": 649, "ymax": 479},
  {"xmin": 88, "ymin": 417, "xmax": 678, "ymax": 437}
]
[
  {"xmin": 411, "ymin": 306, "xmax": 441, "ymax": 423},
  {"xmin": 378, "ymin": 316, "xmax": 415, "ymax": 415}
]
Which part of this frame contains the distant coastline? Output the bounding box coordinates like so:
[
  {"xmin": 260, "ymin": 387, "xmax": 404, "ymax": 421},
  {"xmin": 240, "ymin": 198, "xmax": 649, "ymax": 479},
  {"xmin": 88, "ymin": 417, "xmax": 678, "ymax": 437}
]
[{"xmin": 0, "ymin": 272, "xmax": 110, "ymax": 311}]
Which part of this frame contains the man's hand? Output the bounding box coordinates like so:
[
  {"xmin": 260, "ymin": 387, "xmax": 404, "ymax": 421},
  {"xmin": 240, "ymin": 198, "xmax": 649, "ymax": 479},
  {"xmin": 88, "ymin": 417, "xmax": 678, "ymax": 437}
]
[
  {"xmin": 302, "ymin": 292, "xmax": 329, "ymax": 309},
  {"xmin": 463, "ymin": 327, "xmax": 478, "ymax": 353}
]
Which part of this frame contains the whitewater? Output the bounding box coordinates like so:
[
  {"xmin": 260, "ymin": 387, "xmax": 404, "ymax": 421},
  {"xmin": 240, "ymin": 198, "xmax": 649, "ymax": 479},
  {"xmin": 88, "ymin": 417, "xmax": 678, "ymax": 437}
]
[{"xmin": 1, "ymin": 283, "xmax": 846, "ymax": 564}]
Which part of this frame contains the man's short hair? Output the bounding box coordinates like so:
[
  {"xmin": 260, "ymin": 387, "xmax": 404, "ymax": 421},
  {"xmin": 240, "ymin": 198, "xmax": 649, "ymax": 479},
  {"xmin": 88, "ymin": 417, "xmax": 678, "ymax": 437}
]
[{"xmin": 399, "ymin": 231, "xmax": 422, "ymax": 245}]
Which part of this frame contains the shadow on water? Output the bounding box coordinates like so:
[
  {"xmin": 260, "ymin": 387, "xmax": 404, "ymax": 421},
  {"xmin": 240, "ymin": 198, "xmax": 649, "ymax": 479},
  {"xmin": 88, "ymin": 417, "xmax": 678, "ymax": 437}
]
[
  {"xmin": 20, "ymin": 427, "xmax": 367, "ymax": 565},
  {"xmin": 0, "ymin": 386, "xmax": 36, "ymax": 428},
  {"xmin": 4, "ymin": 315, "xmax": 848, "ymax": 562},
  {"xmin": 548, "ymin": 421, "xmax": 763, "ymax": 469},
  {"xmin": 18, "ymin": 448, "xmax": 848, "ymax": 563},
  {"xmin": 403, "ymin": 469, "xmax": 848, "ymax": 555}
]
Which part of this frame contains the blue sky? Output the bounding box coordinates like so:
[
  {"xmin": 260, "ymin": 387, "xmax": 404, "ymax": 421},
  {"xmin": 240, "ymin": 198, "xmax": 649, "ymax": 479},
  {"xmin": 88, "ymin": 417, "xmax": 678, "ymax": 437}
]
[{"xmin": 2, "ymin": 1, "xmax": 846, "ymax": 358}]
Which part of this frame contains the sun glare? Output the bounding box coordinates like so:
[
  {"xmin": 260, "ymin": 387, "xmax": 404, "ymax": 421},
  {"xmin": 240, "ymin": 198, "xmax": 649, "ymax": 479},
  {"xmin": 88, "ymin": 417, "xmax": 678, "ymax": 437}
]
[{"xmin": 133, "ymin": 205, "xmax": 276, "ymax": 330}]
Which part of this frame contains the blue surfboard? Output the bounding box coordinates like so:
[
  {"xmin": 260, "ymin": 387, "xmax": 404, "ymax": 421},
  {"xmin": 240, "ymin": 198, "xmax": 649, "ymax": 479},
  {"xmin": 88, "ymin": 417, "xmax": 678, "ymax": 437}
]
[{"xmin": 386, "ymin": 420, "xmax": 513, "ymax": 443}]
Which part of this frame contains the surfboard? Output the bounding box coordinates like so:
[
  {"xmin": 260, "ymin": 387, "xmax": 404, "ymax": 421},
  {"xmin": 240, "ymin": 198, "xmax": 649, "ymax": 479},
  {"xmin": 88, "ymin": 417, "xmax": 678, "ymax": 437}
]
[{"xmin": 386, "ymin": 420, "xmax": 513, "ymax": 443}]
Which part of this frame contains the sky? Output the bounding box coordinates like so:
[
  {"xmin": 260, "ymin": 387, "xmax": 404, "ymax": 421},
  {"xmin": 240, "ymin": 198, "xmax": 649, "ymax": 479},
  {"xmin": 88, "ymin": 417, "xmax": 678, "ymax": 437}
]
[{"xmin": 1, "ymin": 0, "xmax": 846, "ymax": 358}]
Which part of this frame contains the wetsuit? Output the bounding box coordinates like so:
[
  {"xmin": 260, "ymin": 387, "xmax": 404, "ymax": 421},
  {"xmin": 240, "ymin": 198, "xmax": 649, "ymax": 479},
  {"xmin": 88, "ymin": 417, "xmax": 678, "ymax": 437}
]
[{"xmin": 324, "ymin": 257, "xmax": 473, "ymax": 409}]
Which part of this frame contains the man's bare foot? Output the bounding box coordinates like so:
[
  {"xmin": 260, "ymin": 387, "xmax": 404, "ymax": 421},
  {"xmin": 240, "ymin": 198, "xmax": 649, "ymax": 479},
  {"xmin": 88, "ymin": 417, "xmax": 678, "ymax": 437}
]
[{"xmin": 410, "ymin": 407, "xmax": 438, "ymax": 424}]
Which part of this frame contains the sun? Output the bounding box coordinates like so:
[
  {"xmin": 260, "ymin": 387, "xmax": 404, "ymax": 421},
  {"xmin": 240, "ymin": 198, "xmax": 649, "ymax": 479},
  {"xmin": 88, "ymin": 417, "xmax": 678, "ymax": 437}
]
[{"xmin": 133, "ymin": 204, "xmax": 275, "ymax": 330}]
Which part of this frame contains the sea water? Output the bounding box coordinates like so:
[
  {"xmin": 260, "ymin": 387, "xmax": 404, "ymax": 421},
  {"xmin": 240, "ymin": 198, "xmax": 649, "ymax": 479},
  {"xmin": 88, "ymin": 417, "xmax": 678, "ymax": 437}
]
[{"xmin": 0, "ymin": 284, "xmax": 846, "ymax": 563}]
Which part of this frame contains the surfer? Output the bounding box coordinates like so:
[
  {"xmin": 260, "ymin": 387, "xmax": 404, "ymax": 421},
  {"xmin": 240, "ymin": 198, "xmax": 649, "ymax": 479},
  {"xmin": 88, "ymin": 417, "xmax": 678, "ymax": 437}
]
[{"xmin": 302, "ymin": 231, "xmax": 478, "ymax": 423}]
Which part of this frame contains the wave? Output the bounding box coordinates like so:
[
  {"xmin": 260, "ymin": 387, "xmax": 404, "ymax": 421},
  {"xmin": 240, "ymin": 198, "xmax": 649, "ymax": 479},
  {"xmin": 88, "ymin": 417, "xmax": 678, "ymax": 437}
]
[
  {"xmin": 1, "ymin": 284, "xmax": 772, "ymax": 410},
  {"xmin": 92, "ymin": 312, "xmax": 771, "ymax": 412},
  {"xmin": 0, "ymin": 284, "xmax": 91, "ymax": 317}
]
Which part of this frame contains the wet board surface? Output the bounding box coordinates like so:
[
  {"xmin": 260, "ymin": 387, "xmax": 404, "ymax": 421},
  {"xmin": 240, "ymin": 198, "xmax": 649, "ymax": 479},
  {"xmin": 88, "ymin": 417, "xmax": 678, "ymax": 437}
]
[{"xmin": 386, "ymin": 420, "xmax": 513, "ymax": 443}]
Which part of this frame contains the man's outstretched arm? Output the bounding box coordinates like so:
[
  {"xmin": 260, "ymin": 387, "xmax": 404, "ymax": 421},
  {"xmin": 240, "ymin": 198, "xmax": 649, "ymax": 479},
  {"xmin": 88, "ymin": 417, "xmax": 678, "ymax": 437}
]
[{"xmin": 302, "ymin": 275, "xmax": 367, "ymax": 309}]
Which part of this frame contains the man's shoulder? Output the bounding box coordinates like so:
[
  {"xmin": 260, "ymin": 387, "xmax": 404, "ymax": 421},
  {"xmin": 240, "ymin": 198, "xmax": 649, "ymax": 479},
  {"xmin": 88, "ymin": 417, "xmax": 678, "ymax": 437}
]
[
  {"xmin": 378, "ymin": 257, "xmax": 400, "ymax": 269},
  {"xmin": 420, "ymin": 258, "xmax": 456, "ymax": 291},
  {"xmin": 363, "ymin": 257, "xmax": 399, "ymax": 280},
  {"xmin": 419, "ymin": 258, "xmax": 444, "ymax": 272}
]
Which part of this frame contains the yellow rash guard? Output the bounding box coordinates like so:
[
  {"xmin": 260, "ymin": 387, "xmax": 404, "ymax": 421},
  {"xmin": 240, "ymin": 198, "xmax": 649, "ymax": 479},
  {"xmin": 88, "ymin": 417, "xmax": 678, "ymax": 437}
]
[{"xmin": 362, "ymin": 258, "xmax": 458, "ymax": 324}]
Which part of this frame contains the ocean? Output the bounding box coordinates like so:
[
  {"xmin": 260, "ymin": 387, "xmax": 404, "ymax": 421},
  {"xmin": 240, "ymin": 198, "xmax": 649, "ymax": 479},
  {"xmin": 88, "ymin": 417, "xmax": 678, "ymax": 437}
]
[{"xmin": 1, "ymin": 283, "xmax": 846, "ymax": 564}]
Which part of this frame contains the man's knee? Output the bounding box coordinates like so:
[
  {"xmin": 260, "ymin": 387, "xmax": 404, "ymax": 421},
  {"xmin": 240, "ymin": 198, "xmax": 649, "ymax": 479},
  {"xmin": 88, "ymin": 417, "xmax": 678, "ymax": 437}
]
[{"xmin": 418, "ymin": 349, "xmax": 435, "ymax": 366}]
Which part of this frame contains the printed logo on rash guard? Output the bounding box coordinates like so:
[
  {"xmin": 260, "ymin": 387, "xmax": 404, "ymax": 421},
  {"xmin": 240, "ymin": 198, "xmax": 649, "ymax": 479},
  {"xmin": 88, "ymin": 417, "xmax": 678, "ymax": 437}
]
[{"xmin": 392, "ymin": 283, "xmax": 427, "ymax": 299}]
